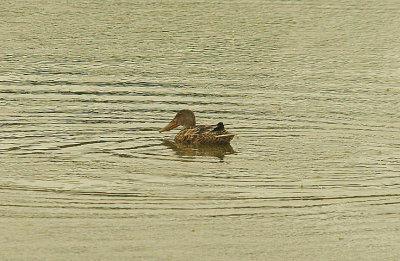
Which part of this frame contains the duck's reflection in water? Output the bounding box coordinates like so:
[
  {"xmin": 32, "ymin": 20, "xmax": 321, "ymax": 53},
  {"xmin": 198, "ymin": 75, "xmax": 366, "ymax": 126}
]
[{"xmin": 161, "ymin": 139, "xmax": 236, "ymax": 160}]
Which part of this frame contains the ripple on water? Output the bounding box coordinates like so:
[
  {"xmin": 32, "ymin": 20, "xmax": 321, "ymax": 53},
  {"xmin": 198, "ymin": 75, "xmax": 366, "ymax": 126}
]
[{"xmin": 1, "ymin": 54, "xmax": 399, "ymax": 222}]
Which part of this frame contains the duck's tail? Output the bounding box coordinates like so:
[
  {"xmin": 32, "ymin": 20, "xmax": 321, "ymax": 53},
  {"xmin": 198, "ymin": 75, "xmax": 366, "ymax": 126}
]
[{"xmin": 215, "ymin": 133, "xmax": 236, "ymax": 138}]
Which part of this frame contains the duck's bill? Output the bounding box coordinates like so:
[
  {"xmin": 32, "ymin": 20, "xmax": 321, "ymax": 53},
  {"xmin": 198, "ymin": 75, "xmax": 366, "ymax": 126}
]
[{"xmin": 159, "ymin": 120, "xmax": 179, "ymax": 133}]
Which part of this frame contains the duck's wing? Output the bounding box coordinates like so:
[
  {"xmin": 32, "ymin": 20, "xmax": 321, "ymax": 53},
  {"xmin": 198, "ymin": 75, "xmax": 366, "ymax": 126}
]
[
  {"xmin": 193, "ymin": 125, "xmax": 216, "ymax": 134},
  {"xmin": 177, "ymin": 124, "xmax": 235, "ymax": 144},
  {"xmin": 195, "ymin": 123, "xmax": 235, "ymax": 136}
]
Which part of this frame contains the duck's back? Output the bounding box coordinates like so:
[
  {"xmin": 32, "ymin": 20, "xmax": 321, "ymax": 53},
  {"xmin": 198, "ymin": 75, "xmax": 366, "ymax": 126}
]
[{"xmin": 174, "ymin": 124, "xmax": 235, "ymax": 145}]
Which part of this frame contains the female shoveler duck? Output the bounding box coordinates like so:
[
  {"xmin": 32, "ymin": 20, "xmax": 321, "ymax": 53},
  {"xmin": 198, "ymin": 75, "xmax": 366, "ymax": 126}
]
[{"xmin": 159, "ymin": 109, "xmax": 236, "ymax": 145}]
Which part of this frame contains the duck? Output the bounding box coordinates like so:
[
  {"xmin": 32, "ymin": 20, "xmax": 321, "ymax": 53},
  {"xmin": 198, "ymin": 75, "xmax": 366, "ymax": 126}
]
[{"xmin": 159, "ymin": 109, "xmax": 236, "ymax": 145}]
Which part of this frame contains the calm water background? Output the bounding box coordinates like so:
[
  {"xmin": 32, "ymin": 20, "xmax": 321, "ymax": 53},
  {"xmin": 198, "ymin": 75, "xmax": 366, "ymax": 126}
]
[{"xmin": 1, "ymin": 0, "xmax": 400, "ymax": 260}]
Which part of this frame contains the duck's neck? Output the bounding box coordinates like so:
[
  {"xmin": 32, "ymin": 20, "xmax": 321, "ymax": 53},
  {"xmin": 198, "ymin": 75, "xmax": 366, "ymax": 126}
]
[
  {"xmin": 182, "ymin": 124, "xmax": 195, "ymax": 129},
  {"xmin": 181, "ymin": 117, "xmax": 196, "ymax": 129}
]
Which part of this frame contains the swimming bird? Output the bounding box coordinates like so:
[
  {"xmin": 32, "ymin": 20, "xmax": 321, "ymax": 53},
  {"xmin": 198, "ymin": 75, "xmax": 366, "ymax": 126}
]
[{"xmin": 159, "ymin": 109, "xmax": 236, "ymax": 145}]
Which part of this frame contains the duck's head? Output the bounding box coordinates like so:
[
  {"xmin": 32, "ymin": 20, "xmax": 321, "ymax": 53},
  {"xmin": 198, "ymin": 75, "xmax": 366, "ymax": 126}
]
[{"xmin": 159, "ymin": 109, "xmax": 196, "ymax": 132}]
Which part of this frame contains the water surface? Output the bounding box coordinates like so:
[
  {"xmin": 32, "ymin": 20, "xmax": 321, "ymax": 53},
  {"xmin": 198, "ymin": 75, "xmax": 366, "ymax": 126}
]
[{"xmin": 1, "ymin": 0, "xmax": 400, "ymax": 260}]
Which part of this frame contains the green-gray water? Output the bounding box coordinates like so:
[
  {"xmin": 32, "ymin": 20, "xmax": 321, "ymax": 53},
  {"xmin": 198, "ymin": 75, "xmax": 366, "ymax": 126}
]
[{"xmin": 1, "ymin": 0, "xmax": 399, "ymax": 260}]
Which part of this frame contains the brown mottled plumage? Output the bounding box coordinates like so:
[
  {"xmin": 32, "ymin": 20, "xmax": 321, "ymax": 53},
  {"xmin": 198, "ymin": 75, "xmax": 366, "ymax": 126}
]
[{"xmin": 159, "ymin": 110, "xmax": 236, "ymax": 145}]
